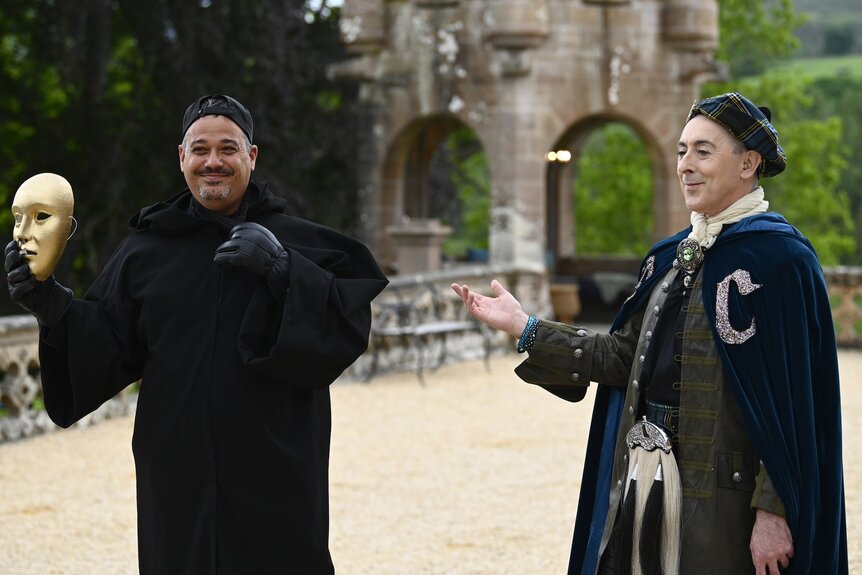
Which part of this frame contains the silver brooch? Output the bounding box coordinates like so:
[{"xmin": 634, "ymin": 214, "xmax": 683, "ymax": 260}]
[
  {"xmin": 675, "ymin": 238, "xmax": 704, "ymax": 273},
  {"xmin": 624, "ymin": 255, "xmax": 655, "ymax": 304},
  {"xmin": 715, "ymin": 269, "xmax": 762, "ymax": 345}
]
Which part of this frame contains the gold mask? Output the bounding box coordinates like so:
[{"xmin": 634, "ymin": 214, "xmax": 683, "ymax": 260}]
[{"xmin": 11, "ymin": 173, "xmax": 75, "ymax": 281}]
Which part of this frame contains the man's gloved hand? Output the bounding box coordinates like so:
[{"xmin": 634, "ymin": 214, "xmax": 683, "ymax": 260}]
[
  {"xmin": 4, "ymin": 240, "xmax": 73, "ymax": 326},
  {"xmin": 213, "ymin": 223, "xmax": 290, "ymax": 297}
]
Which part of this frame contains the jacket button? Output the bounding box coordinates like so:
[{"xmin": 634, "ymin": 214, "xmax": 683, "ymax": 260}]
[
  {"xmin": 577, "ymin": 329, "xmax": 587, "ymax": 337},
  {"xmin": 661, "ymin": 282, "xmax": 669, "ymax": 293},
  {"xmin": 639, "ymin": 354, "xmax": 645, "ymax": 363},
  {"xmin": 653, "ymin": 305, "xmax": 660, "ymax": 316},
  {"xmin": 573, "ymin": 348, "xmax": 583, "ymax": 359},
  {"xmin": 571, "ymin": 373, "xmax": 580, "ymax": 382},
  {"xmin": 645, "ymin": 330, "xmax": 652, "ymax": 340},
  {"xmin": 628, "ymin": 405, "xmax": 634, "ymax": 415},
  {"xmin": 632, "ymin": 380, "xmax": 639, "ymax": 389},
  {"xmin": 733, "ymin": 472, "xmax": 743, "ymax": 483}
]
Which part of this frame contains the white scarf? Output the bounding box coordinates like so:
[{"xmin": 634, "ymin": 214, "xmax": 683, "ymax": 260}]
[{"xmin": 688, "ymin": 186, "xmax": 769, "ymax": 249}]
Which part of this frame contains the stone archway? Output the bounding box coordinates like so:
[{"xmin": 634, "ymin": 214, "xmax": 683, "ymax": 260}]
[
  {"xmin": 334, "ymin": 0, "xmax": 722, "ymax": 289},
  {"xmin": 378, "ymin": 114, "xmax": 490, "ymax": 273},
  {"xmin": 546, "ymin": 114, "xmax": 673, "ymax": 265}
]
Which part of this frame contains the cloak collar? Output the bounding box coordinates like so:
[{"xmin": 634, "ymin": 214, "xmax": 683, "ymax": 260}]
[{"xmin": 129, "ymin": 181, "xmax": 287, "ymax": 235}]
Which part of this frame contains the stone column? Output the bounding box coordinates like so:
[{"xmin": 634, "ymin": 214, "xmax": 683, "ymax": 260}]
[{"xmin": 386, "ymin": 218, "xmax": 453, "ymax": 274}]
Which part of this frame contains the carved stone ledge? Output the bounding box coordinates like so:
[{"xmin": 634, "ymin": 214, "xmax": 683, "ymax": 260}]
[
  {"xmin": 415, "ymin": 0, "xmax": 459, "ymax": 7},
  {"xmin": 498, "ymin": 49, "xmax": 534, "ymax": 77},
  {"xmin": 483, "ymin": 1, "xmax": 549, "ymax": 51}
]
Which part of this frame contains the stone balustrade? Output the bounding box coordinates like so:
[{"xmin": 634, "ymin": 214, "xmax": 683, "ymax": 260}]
[
  {"xmin": 0, "ymin": 315, "xmax": 134, "ymax": 443},
  {"xmin": 2, "ymin": 265, "xmax": 860, "ymax": 442},
  {"xmin": 345, "ymin": 264, "xmax": 546, "ymax": 379},
  {"xmin": 826, "ymin": 267, "xmax": 862, "ymax": 348}
]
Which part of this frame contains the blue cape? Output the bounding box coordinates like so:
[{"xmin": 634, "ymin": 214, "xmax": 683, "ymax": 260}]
[{"xmin": 568, "ymin": 213, "xmax": 847, "ymax": 574}]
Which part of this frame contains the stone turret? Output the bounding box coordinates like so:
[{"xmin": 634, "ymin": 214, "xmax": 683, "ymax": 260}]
[
  {"xmin": 661, "ymin": 0, "xmax": 722, "ymax": 79},
  {"xmin": 336, "ymin": 0, "xmax": 722, "ymax": 278},
  {"xmin": 662, "ymin": 0, "xmax": 719, "ymax": 52},
  {"xmin": 340, "ymin": 0, "xmax": 387, "ymax": 55}
]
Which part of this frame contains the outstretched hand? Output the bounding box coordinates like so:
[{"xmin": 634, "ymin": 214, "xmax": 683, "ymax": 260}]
[{"xmin": 450, "ymin": 279, "xmax": 530, "ymax": 338}]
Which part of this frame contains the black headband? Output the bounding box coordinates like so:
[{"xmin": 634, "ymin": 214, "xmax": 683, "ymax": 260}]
[{"xmin": 181, "ymin": 94, "xmax": 253, "ymax": 143}]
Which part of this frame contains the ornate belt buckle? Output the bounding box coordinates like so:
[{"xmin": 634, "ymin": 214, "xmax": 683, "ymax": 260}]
[{"xmin": 626, "ymin": 416, "xmax": 672, "ymax": 454}]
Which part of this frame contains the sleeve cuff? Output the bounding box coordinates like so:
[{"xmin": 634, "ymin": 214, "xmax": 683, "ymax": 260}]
[{"xmin": 751, "ymin": 459, "xmax": 786, "ymax": 517}]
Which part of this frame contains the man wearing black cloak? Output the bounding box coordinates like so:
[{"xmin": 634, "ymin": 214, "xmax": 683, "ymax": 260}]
[
  {"xmin": 452, "ymin": 92, "xmax": 847, "ymax": 574},
  {"xmin": 5, "ymin": 94, "xmax": 389, "ymax": 574}
]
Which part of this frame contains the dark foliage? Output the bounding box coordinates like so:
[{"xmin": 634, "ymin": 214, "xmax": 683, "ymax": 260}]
[
  {"xmin": 0, "ymin": 0, "xmax": 359, "ymax": 313},
  {"xmin": 823, "ymin": 23, "xmax": 856, "ymax": 55}
]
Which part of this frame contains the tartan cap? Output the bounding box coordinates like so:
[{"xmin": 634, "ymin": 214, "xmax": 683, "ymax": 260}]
[
  {"xmin": 687, "ymin": 92, "xmax": 786, "ymax": 178},
  {"xmin": 182, "ymin": 94, "xmax": 253, "ymax": 143}
]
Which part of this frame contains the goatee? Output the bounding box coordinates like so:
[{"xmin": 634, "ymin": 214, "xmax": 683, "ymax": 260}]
[{"xmin": 198, "ymin": 186, "xmax": 231, "ymax": 201}]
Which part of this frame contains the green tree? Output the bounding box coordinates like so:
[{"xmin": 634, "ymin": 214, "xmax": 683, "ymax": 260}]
[
  {"xmin": 704, "ymin": 73, "xmax": 854, "ymax": 264},
  {"xmin": 707, "ymin": 0, "xmax": 856, "ymax": 264},
  {"xmin": 427, "ymin": 126, "xmax": 491, "ymax": 260},
  {"xmin": 573, "ymin": 124, "xmax": 653, "ymax": 256},
  {"xmin": 446, "ymin": 142, "xmax": 491, "ymax": 259},
  {"xmin": 0, "ymin": 0, "xmax": 361, "ymax": 313},
  {"xmin": 802, "ymin": 76, "xmax": 862, "ymax": 263},
  {"xmin": 822, "ymin": 22, "xmax": 856, "ymax": 55},
  {"xmin": 717, "ymin": 0, "xmax": 806, "ymax": 77}
]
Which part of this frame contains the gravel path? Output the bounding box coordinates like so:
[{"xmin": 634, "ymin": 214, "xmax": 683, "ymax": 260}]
[{"xmin": 1, "ymin": 351, "xmax": 860, "ymax": 574}]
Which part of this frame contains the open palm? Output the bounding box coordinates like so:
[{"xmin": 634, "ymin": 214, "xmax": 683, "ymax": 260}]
[{"xmin": 450, "ymin": 279, "xmax": 530, "ymax": 338}]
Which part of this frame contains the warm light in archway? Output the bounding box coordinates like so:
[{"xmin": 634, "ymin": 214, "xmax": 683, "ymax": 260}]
[{"xmin": 547, "ymin": 150, "xmax": 572, "ymax": 163}]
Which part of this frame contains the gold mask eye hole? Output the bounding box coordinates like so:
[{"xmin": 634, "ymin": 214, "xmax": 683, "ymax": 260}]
[{"xmin": 36, "ymin": 211, "xmax": 52, "ymax": 221}]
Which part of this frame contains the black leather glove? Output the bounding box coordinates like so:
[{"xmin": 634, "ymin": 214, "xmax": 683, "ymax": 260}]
[
  {"xmin": 4, "ymin": 240, "xmax": 73, "ymax": 326},
  {"xmin": 213, "ymin": 223, "xmax": 290, "ymax": 297}
]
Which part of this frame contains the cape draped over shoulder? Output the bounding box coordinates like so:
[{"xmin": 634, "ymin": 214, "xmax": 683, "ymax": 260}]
[{"xmin": 568, "ymin": 213, "xmax": 847, "ymax": 575}]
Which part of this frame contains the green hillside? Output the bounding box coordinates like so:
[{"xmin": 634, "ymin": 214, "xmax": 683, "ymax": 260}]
[
  {"xmin": 775, "ymin": 54, "xmax": 862, "ymax": 78},
  {"xmin": 794, "ymin": 0, "xmax": 860, "ymax": 13}
]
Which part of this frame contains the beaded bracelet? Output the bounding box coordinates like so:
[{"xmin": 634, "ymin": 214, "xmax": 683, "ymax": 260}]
[{"xmin": 517, "ymin": 316, "xmax": 540, "ymax": 353}]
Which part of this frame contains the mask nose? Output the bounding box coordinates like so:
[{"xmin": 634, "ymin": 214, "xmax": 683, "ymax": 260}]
[{"xmin": 14, "ymin": 212, "xmax": 35, "ymax": 243}]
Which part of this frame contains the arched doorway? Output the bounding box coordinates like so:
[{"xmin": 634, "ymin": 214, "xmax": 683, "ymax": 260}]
[
  {"xmin": 546, "ymin": 117, "xmax": 668, "ymax": 318},
  {"xmin": 381, "ymin": 115, "xmax": 490, "ymax": 274}
]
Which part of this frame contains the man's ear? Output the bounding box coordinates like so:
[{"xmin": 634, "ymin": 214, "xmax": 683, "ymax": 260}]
[{"xmin": 741, "ymin": 149, "xmax": 762, "ymax": 179}]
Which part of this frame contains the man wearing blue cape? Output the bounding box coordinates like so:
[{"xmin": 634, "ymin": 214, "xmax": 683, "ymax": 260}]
[{"xmin": 452, "ymin": 92, "xmax": 847, "ymax": 575}]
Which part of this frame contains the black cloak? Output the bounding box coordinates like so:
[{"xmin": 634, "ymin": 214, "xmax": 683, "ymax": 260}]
[{"xmin": 37, "ymin": 183, "xmax": 388, "ymax": 574}]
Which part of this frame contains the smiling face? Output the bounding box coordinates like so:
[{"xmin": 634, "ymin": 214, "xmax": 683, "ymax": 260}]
[
  {"xmin": 178, "ymin": 115, "xmax": 258, "ymax": 215},
  {"xmin": 677, "ymin": 115, "xmax": 762, "ymax": 217},
  {"xmin": 11, "ymin": 173, "xmax": 75, "ymax": 281}
]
